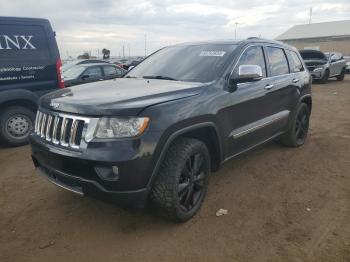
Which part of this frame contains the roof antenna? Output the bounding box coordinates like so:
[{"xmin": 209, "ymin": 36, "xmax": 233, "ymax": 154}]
[{"xmin": 309, "ymin": 7, "xmax": 312, "ymax": 24}]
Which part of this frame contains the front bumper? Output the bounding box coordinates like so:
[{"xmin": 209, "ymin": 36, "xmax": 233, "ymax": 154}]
[
  {"xmin": 35, "ymin": 162, "xmax": 149, "ymax": 207},
  {"xmin": 310, "ymin": 70, "xmax": 323, "ymax": 79},
  {"xmin": 30, "ymin": 131, "xmax": 162, "ymax": 207}
]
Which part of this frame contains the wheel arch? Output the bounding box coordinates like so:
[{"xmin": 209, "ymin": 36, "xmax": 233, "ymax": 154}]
[
  {"xmin": 0, "ymin": 90, "xmax": 39, "ymax": 113},
  {"xmin": 300, "ymin": 95, "xmax": 312, "ymax": 113},
  {"xmin": 147, "ymin": 122, "xmax": 223, "ymax": 188}
]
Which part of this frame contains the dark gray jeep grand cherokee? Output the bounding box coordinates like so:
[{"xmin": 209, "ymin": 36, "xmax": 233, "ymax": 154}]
[{"xmin": 30, "ymin": 38, "xmax": 312, "ymax": 222}]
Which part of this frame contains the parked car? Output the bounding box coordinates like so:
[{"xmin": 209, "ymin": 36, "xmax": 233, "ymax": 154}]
[
  {"xmin": 299, "ymin": 50, "xmax": 346, "ymax": 83},
  {"xmin": 63, "ymin": 63, "xmax": 126, "ymax": 87},
  {"xmin": 30, "ymin": 38, "xmax": 312, "ymax": 222},
  {"xmin": 0, "ymin": 16, "xmax": 63, "ymax": 146},
  {"xmin": 344, "ymin": 56, "xmax": 350, "ymax": 73},
  {"xmin": 116, "ymin": 58, "xmax": 144, "ymax": 70},
  {"xmin": 62, "ymin": 59, "xmax": 109, "ymax": 72}
]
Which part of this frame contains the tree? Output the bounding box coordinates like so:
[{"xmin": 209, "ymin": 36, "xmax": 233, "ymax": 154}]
[
  {"xmin": 102, "ymin": 48, "xmax": 110, "ymax": 59},
  {"xmin": 77, "ymin": 52, "xmax": 90, "ymax": 59}
]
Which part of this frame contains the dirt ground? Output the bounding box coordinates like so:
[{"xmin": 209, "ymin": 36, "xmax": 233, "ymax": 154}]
[{"xmin": 0, "ymin": 77, "xmax": 349, "ymax": 262}]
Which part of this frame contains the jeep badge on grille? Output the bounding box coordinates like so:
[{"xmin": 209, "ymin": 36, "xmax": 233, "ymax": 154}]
[{"xmin": 50, "ymin": 102, "xmax": 60, "ymax": 109}]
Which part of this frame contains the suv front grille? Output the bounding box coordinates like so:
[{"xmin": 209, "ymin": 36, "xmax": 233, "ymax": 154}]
[
  {"xmin": 34, "ymin": 110, "xmax": 90, "ymax": 149},
  {"xmin": 306, "ymin": 66, "xmax": 316, "ymax": 72}
]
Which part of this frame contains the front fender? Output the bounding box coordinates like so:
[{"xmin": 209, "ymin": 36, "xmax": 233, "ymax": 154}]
[{"xmin": 146, "ymin": 121, "xmax": 223, "ymax": 188}]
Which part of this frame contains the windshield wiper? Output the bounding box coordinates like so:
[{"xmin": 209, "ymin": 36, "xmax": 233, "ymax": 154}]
[{"xmin": 143, "ymin": 75, "xmax": 178, "ymax": 81}]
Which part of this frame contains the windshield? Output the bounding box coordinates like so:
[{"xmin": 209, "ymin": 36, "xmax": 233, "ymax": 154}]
[
  {"xmin": 63, "ymin": 66, "xmax": 86, "ymax": 79},
  {"xmin": 126, "ymin": 44, "xmax": 237, "ymax": 82}
]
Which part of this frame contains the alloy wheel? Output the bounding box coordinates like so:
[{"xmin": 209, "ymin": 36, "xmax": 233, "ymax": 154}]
[
  {"xmin": 178, "ymin": 153, "xmax": 207, "ymax": 211},
  {"xmin": 295, "ymin": 107, "xmax": 309, "ymax": 145}
]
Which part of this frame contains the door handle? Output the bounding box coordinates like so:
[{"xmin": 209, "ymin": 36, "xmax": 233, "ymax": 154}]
[
  {"xmin": 265, "ymin": 84, "xmax": 274, "ymax": 90},
  {"xmin": 292, "ymin": 78, "xmax": 300, "ymax": 83}
]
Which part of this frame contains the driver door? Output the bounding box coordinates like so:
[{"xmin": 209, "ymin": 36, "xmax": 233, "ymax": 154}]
[
  {"xmin": 223, "ymin": 45, "xmax": 276, "ymax": 157},
  {"xmin": 329, "ymin": 53, "xmax": 342, "ymax": 76}
]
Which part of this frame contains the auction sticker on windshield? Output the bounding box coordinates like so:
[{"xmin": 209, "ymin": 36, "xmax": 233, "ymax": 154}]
[{"xmin": 199, "ymin": 51, "xmax": 226, "ymax": 57}]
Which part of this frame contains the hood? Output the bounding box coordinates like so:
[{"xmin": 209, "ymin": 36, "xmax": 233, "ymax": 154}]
[
  {"xmin": 304, "ymin": 60, "xmax": 327, "ymax": 66},
  {"xmin": 40, "ymin": 78, "xmax": 206, "ymax": 116},
  {"xmin": 300, "ymin": 50, "xmax": 327, "ymax": 62}
]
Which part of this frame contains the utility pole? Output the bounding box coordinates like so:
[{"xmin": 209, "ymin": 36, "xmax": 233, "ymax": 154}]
[
  {"xmin": 309, "ymin": 7, "xmax": 312, "ymax": 24},
  {"xmin": 122, "ymin": 45, "xmax": 125, "ymax": 58},
  {"xmin": 234, "ymin": 22, "xmax": 239, "ymax": 40},
  {"xmin": 128, "ymin": 44, "xmax": 130, "ymax": 57},
  {"xmin": 144, "ymin": 34, "xmax": 147, "ymax": 57}
]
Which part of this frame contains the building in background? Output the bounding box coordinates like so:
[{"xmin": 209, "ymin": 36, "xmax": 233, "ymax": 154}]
[{"xmin": 276, "ymin": 20, "xmax": 350, "ymax": 55}]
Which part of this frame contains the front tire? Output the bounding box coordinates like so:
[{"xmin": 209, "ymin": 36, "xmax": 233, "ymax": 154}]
[
  {"xmin": 0, "ymin": 106, "xmax": 35, "ymax": 147},
  {"xmin": 279, "ymin": 103, "xmax": 310, "ymax": 147},
  {"xmin": 336, "ymin": 68, "xmax": 345, "ymax": 81},
  {"xmin": 151, "ymin": 137, "xmax": 210, "ymax": 222},
  {"xmin": 320, "ymin": 69, "xmax": 329, "ymax": 84}
]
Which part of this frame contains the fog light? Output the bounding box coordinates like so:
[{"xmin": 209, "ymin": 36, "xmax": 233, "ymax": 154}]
[{"xmin": 94, "ymin": 166, "xmax": 119, "ymax": 181}]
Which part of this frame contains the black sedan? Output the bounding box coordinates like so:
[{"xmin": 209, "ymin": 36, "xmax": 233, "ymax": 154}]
[{"xmin": 63, "ymin": 63, "xmax": 127, "ymax": 87}]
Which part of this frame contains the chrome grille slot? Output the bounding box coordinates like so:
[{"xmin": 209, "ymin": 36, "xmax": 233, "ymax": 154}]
[
  {"xmin": 40, "ymin": 114, "xmax": 47, "ymax": 138},
  {"xmin": 60, "ymin": 117, "xmax": 69, "ymax": 146},
  {"xmin": 52, "ymin": 116, "xmax": 61, "ymax": 144},
  {"xmin": 45, "ymin": 115, "xmax": 53, "ymax": 141},
  {"xmin": 34, "ymin": 110, "xmax": 91, "ymax": 149}
]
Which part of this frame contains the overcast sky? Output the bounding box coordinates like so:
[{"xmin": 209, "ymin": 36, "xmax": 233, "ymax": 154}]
[{"xmin": 1, "ymin": 0, "xmax": 349, "ymax": 58}]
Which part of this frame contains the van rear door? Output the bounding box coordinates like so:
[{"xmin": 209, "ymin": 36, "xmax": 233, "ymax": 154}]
[{"xmin": 0, "ymin": 17, "xmax": 61, "ymax": 96}]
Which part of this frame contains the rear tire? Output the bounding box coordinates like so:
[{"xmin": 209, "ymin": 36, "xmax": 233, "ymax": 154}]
[
  {"xmin": 151, "ymin": 137, "xmax": 210, "ymax": 222},
  {"xmin": 320, "ymin": 69, "xmax": 329, "ymax": 84},
  {"xmin": 336, "ymin": 68, "xmax": 345, "ymax": 81},
  {"xmin": 0, "ymin": 106, "xmax": 35, "ymax": 147},
  {"xmin": 279, "ymin": 103, "xmax": 310, "ymax": 147}
]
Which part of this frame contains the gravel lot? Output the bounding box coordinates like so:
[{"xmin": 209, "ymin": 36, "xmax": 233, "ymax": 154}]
[{"xmin": 1, "ymin": 77, "xmax": 349, "ymax": 262}]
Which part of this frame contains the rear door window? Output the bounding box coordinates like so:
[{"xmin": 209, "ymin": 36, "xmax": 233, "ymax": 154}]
[
  {"xmin": 286, "ymin": 51, "xmax": 304, "ymax": 73},
  {"xmin": 84, "ymin": 67, "xmax": 103, "ymax": 78},
  {"xmin": 103, "ymin": 66, "xmax": 118, "ymax": 76},
  {"xmin": 266, "ymin": 47, "xmax": 289, "ymax": 76}
]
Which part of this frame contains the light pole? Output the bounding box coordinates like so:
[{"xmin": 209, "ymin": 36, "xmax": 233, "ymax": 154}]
[
  {"xmin": 144, "ymin": 34, "xmax": 147, "ymax": 57},
  {"xmin": 234, "ymin": 22, "xmax": 239, "ymax": 40},
  {"xmin": 309, "ymin": 7, "xmax": 313, "ymax": 24}
]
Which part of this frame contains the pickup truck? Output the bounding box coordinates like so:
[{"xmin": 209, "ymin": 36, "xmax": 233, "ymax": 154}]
[{"xmin": 299, "ymin": 50, "xmax": 346, "ymax": 84}]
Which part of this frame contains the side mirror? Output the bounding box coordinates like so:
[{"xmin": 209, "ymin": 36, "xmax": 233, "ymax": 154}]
[
  {"xmin": 238, "ymin": 65, "xmax": 263, "ymax": 82},
  {"xmin": 228, "ymin": 65, "xmax": 263, "ymax": 92},
  {"xmin": 81, "ymin": 75, "xmax": 90, "ymax": 80}
]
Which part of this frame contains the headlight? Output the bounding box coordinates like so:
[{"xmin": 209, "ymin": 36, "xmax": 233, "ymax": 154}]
[
  {"xmin": 313, "ymin": 67, "xmax": 324, "ymax": 72},
  {"xmin": 94, "ymin": 117, "xmax": 150, "ymax": 138}
]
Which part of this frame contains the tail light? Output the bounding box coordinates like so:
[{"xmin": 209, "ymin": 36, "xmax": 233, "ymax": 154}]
[{"xmin": 56, "ymin": 59, "xmax": 65, "ymax": 88}]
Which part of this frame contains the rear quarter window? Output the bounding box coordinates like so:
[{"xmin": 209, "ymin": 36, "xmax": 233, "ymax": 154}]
[
  {"xmin": 0, "ymin": 24, "xmax": 50, "ymax": 62},
  {"xmin": 286, "ymin": 50, "xmax": 304, "ymax": 73}
]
